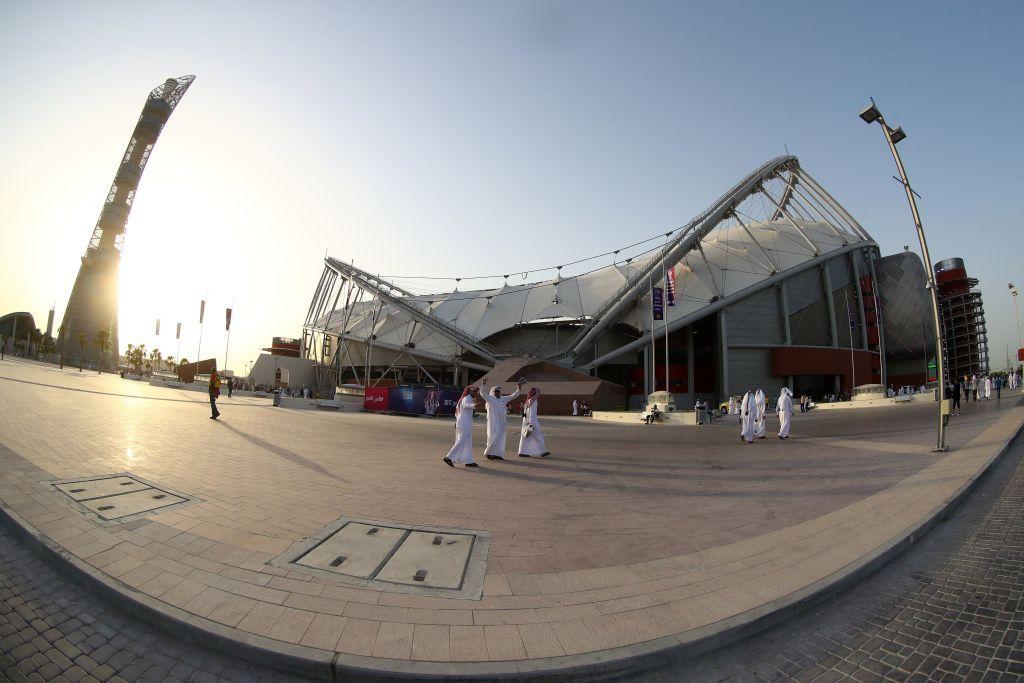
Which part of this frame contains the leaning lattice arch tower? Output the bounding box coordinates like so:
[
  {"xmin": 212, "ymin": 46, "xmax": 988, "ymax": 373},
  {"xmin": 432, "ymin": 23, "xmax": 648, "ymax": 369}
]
[{"xmin": 60, "ymin": 75, "xmax": 195, "ymax": 368}]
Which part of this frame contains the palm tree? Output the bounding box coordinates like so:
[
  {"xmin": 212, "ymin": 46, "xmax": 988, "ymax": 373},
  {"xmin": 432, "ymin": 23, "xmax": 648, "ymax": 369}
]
[
  {"xmin": 149, "ymin": 349, "xmax": 162, "ymax": 377},
  {"xmin": 178, "ymin": 357, "xmax": 189, "ymax": 366},
  {"xmin": 133, "ymin": 344, "xmax": 146, "ymax": 373},
  {"xmin": 93, "ymin": 330, "xmax": 112, "ymax": 373},
  {"xmin": 40, "ymin": 335, "xmax": 55, "ymax": 357},
  {"xmin": 75, "ymin": 332, "xmax": 87, "ymax": 371},
  {"xmin": 165, "ymin": 355, "xmax": 175, "ymax": 374},
  {"xmin": 29, "ymin": 328, "xmax": 43, "ymax": 358}
]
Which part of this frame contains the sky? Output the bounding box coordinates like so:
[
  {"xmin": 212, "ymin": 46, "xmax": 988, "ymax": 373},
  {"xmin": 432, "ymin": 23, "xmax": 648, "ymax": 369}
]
[{"xmin": 1, "ymin": 1, "xmax": 1022, "ymax": 373}]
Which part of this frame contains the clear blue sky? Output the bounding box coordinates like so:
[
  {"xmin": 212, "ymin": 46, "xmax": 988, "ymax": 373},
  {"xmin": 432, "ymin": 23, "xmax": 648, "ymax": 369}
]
[{"xmin": 1, "ymin": 1, "xmax": 1022, "ymax": 370}]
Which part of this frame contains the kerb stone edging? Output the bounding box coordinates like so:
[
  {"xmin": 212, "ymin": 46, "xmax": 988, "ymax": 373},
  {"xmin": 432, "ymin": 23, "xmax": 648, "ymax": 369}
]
[{"xmin": 1, "ymin": 412, "xmax": 1021, "ymax": 682}]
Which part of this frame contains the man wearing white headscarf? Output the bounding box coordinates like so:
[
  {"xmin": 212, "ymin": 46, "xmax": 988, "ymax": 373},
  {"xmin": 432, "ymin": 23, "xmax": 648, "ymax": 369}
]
[
  {"xmin": 728, "ymin": 396, "xmax": 737, "ymax": 420},
  {"xmin": 777, "ymin": 387, "xmax": 793, "ymax": 439},
  {"xmin": 443, "ymin": 385, "xmax": 480, "ymax": 468},
  {"xmin": 739, "ymin": 390, "xmax": 755, "ymax": 443},
  {"xmin": 483, "ymin": 381, "xmax": 525, "ymax": 460},
  {"xmin": 753, "ymin": 388, "xmax": 767, "ymax": 439},
  {"xmin": 984, "ymin": 375, "xmax": 992, "ymax": 400},
  {"xmin": 518, "ymin": 388, "xmax": 550, "ymax": 457}
]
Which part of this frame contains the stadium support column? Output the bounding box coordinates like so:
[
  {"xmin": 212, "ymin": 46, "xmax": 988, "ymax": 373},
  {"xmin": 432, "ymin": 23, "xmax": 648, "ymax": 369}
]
[
  {"xmin": 779, "ymin": 281, "xmax": 793, "ymax": 391},
  {"xmin": 686, "ymin": 325, "xmax": 695, "ymax": 409},
  {"xmin": 717, "ymin": 311, "xmax": 729, "ymax": 402},
  {"xmin": 642, "ymin": 344, "xmax": 650, "ymax": 399}
]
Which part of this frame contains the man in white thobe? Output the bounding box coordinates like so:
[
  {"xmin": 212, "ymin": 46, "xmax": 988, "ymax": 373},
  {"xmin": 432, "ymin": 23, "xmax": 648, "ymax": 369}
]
[
  {"xmin": 728, "ymin": 396, "xmax": 737, "ymax": 420},
  {"xmin": 518, "ymin": 388, "xmax": 549, "ymax": 457},
  {"xmin": 483, "ymin": 382, "xmax": 524, "ymax": 460},
  {"xmin": 777, "ymin": 387, "xmax": 793, "ymax": 439},
  {"xmin": 753, "ymin": 389, "xmax": 767, "ymax": 439},
  {"xmin": 444, "ymin": 386, "xmax": 480, "ymax": 468},
  {"xmin": 740, "ymin": 391, "xmax": 755, "ymax": 443},
  {"xmin": 572, "ymin": 399, "xmax": 578, "ymax": 416},
  {"xmin": 984, "ymin": 376, "xmax": 992, "ymax": 400}
]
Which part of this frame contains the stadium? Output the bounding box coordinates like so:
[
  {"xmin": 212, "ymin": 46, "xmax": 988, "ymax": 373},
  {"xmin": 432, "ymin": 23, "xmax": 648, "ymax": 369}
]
[{"xmin": 299, "ymin": 155, "xmax": 932, "ymax": 413}]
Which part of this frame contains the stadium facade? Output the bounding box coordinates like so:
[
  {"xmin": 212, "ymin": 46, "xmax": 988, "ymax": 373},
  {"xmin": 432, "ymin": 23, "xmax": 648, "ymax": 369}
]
[{"xmin": 302, "ymin": 155, "xmax": 932, "ymax": 410}]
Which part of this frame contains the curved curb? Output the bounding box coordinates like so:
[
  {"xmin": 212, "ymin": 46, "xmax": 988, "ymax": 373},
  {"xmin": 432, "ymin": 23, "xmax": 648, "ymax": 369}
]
[{"xmin": 1, "ymin": 419, "xmax": 1021, "ymax": 682}]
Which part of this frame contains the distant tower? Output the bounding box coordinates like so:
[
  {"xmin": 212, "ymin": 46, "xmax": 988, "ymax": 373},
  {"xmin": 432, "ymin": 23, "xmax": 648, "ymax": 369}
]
[
  {"xmin": 60, "ymin": 75, "xmax": 195, "ymax": 368},
  {"xmin": 934, "ymin": 257, "xmax": 989, "ymax": 379}
]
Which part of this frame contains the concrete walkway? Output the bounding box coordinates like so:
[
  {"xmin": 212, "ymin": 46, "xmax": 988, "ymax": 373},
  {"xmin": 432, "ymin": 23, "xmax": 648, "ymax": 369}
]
[{"xmin": 0, "ymin": 359, "xmax": 1020, "ymax": 680}]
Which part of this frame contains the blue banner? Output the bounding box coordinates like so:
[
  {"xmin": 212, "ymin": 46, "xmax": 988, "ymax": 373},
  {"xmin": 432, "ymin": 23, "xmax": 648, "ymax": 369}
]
[{"xmin": 652, "ymin": 286, "xmax": 664, "ymax": 321}]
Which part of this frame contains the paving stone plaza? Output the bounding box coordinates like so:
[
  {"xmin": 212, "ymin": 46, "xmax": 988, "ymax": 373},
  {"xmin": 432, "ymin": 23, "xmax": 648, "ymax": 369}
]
[{"xmin": 1, "ymin": 358, "xmax": 1023, "ymax": 681}]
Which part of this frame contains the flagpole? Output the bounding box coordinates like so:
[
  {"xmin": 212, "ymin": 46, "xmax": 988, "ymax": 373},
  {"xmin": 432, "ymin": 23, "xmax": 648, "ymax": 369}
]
[
  {"xmin": 224, "ymin": 301, "xmax": 233, "ymax": 373},
  {"xmin": 648, "ymin": 276, "xmax": 656, "ymax": 398},
  {"xmin": 197, "ymin": 298, "xmax": 206, "ymax": 375},
  {"xmin": 662, "ymin": 245, "xmax": 670, "ymax": 402}
]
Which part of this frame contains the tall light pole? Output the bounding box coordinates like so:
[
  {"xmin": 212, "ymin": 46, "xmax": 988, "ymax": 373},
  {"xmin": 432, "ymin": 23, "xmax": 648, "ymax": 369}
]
[
  {"xmin": 860, "ymin": 98, "xmax": 947, "ymax": 452},
  {"xmin": 1009, "ymin": 285, "xmax": 1023, "ymax": 365}
]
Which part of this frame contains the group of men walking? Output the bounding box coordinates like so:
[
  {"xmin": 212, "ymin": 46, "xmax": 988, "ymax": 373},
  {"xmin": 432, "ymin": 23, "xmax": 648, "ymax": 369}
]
[
  {"xmin": 732, "ymin": 387, "xmax": 793, "ymax": 442},
  {"xmin": 444, "ymin": 380, "xmax": 550, "ymax": 468}
]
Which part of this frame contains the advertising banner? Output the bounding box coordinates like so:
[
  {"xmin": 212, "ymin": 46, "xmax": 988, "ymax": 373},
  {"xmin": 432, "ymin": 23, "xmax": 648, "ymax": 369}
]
[
  {"xmin": 652, "ymin": 286, "xmax": 664, "ymax": 321},
  {"xmin": 388, "ymin": 386, "xmax": 428, "ymax": 415},
  {"xmin": 437, "ymin": 388, "xmax": 462, "ymax": 417},
  {"xmin": 364, "ymin": 387, "xmax": 389, "ymax": 412}
]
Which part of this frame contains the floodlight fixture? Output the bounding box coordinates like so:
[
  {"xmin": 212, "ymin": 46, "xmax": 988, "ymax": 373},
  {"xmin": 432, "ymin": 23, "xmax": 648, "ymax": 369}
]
[
  {"xmin": 858, "ymin": 97, "xmax": 946, "ymax": 451},
  {"xmin": 859, "ymin": 103, "xmax": 882, "ymax": 124}
]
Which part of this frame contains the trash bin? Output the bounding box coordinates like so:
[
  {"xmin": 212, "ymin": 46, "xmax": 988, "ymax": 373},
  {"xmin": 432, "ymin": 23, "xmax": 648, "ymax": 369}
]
[{"xmin": 273, "ymin": 390, "xmax": 281, "ymax": 407}]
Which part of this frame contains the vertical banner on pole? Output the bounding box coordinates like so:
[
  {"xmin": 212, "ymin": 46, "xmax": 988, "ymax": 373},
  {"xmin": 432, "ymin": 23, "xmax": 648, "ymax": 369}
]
[
  {"xmin": 197, "ymin": 299, "xmax": 206, "ymax": 368},
  {"xmin": 176, "ymin": 323, "xmax": 181, "ymax": 340},
  {"xmin": 155, "ymin": 319, "xmax": 160, "ymax": 336},
  {"xmin": 652, "ymin": 287, "xmax": 664, "ymax": 321},
  {"xmin": 224, "ymin": 307, "xmax": 233, "ymax": 373},
  {"xmin": 666, "ymin": 267, "xmax": 676, "ymax": 306}
]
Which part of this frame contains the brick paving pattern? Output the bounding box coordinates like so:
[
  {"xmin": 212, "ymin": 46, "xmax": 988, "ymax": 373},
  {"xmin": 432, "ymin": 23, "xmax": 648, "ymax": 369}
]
[
  {"xmin": 0, "ymin": 524, "xmax": 307, "ymax": 682},
  {"xmin": 635, "ymin": 428, "xmax": 1024, "ymax": 682},
  {"xmin": 1, "ymin": 358, "xmax": 1022, "ymax": 679}
]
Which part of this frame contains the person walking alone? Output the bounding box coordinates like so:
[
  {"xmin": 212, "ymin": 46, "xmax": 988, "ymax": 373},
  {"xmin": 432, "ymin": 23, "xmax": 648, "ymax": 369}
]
[
  {"xmin": 777, "ymin": 387, "xmax": 793, "ymax": 439},
  {"xmin": 227, "ymin": 376, "xmax": 233, "ymax": 398},
  {"xmin": 952, "ymin": 377, "xmax": 961, "ymax": 415},
  {"xmin": 208, "ymin": 369, "xmax": 222, "ymax": 420},
  {"xmin": 444, "ymin": 386, "xmax": 480, "ymax": 468}
]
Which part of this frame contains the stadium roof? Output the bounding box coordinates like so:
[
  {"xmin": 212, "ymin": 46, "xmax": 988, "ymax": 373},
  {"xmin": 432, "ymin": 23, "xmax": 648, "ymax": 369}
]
[{"xmin": 307, "ymin": 156, "xmax": 876, "ymax": 370}]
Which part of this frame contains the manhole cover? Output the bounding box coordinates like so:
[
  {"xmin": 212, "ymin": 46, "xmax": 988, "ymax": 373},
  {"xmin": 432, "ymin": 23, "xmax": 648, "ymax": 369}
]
[
  {"xmin": 296, "ymin": 523, "xmax": 406, "ymax": 578},
  {"xmin": 375, "ymin": 530, "xmax": 474, "ymax": 589},
  {"xmin": 49, "ymin": 474, "xmax": 195, "ymax": 522},
  {"xmin": 271, "ymin": 518, "xmax": 489, "ymax": 600}
]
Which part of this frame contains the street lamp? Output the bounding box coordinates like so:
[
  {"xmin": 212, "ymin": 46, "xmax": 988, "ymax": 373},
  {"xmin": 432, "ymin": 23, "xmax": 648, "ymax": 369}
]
[
  {"xmin": 1010, "ymin": 285, "xmax": 1023, "ymax": 366},
  {"xmin": 860, "ymin": 98, "xmax": 948, "ymax": 452}
]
